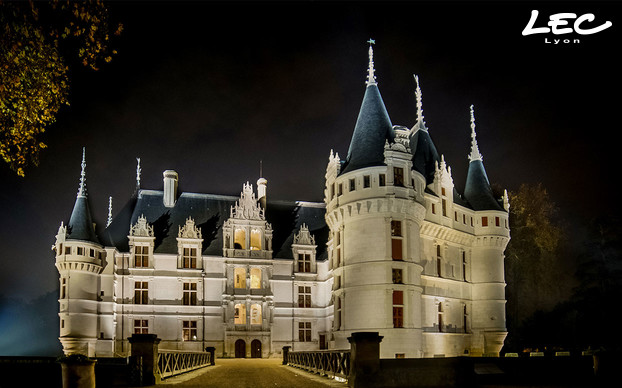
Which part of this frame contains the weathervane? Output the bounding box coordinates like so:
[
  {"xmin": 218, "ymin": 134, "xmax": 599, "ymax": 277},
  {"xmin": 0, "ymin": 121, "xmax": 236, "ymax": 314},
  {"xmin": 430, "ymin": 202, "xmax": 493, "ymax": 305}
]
[
  {"xmin": 468, "ymin": 105, "xmax": 483, "ymax": 162},
  {"xmin": 366, "ymin": 39, "xmax": 377, "ymax": 86}
]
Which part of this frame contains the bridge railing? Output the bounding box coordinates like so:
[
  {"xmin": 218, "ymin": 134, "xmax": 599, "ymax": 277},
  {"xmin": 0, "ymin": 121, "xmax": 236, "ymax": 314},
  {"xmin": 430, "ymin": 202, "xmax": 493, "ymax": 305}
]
[
  {"xmin": 286, "ymin": 348, "xmax": 350, "ymax": 381},
  {"xmin": 157, "ymin": 350, "xmax": 211, "ymax": 379}
]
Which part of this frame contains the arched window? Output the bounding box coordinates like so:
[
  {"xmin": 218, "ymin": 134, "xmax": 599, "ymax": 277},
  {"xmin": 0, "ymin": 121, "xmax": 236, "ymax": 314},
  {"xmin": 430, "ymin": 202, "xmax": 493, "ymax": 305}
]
[
  {"xmin": 234, "ymin": 303, "xmax": 246, "ymax": 325},
  {"xmin": 234, "ymin": 267, "xmax": 246, "ymax": 289},
  {"xmin": 250, "ymin": 268, "xmax": 261, "ymax": 289},
  {"xmin": 250, "ymin": 304, "xmax": 262, "ymax": 325},
  {"xmin": 234, "ymin": 229, "xmax": 246, "ymax": 249},
  {"xmin": 250, "ymin": 229, "xmax": 262, "ymax": 250}
]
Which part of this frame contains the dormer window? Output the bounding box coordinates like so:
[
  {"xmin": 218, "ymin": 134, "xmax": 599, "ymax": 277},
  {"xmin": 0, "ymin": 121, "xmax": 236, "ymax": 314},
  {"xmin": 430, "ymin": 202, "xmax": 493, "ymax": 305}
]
[
  {"xmin": 134, "ymin": 246, "xmax": 149, "ymax": 267},
  {"xmin": 292, "ymin": 224, "xmax": 317, "ymax": 274},
  {"xmin": 182, "ymin": 248, "xmax": 197, "ymax": 269},
  {"xmin": 128, "ymin": 215, "xmax": 155, "ymax": 269},
  {"xmin": 177, "ymin": 217, "xmax": 203, "ymax": 269},
  {"xmin": 394, "ymin": 167, "xmax": 404, "ymax": 187}
]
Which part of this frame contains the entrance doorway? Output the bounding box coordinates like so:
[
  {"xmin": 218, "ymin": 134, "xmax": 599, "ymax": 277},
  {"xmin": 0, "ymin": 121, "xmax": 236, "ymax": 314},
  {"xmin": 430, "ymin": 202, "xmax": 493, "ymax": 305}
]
[
  {"xmin": 251, "ymin": 339, "xmax": 262, "ymax": 358},
  {"xmin": 235, "ymin": 339, "xmax": 246, "ymax": 358}
]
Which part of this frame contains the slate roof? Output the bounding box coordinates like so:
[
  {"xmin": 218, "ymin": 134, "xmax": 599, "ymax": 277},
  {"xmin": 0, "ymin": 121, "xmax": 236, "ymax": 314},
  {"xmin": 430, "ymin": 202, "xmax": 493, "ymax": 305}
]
[
  {"xmin": 409, "ymin": 125, "xmax": 441, "ymax": 185},
  {"xmin": 67, "ymin": 196, "xmax": 100, "ymax": 244},
  {"xmin": 340, "ymin": 84, "xmax": 394, "ymax": 175},
  {"xmin": 102, "ymin": 190, "xmax": 328, "ymax": 260},
  {"xmin": 464, "ymin": 160, "xmax": 504, "ymax": 211}
]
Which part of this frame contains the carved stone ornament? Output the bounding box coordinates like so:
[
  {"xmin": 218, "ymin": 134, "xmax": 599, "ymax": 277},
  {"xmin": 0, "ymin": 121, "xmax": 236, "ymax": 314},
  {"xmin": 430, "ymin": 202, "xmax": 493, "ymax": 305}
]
[
  {"xmin": 293, "ymin": 223, "xmax": 316, "ymax": 246},
  {"xmin": 129, "ymin": 214, "xmax": 154, "ymax": 237},
  {"xmin": 55, "ymin": 222, "xmax": 67, "ymax": 245},
  {"xmin": 230, "ymin": 182, "xmax": 264, "ymax": 220},
  {"xmin": 179, "ymin": 217, "xmax": 202, "ymax": 239}
]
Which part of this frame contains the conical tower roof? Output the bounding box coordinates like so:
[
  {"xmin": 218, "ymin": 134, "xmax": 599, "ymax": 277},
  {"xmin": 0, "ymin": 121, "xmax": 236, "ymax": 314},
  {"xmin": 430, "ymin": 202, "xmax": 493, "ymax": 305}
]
[
  {"xmin": 340, "ymin": 41, "xmax": 394, "ymax": 175},
  {"xmin": 67, "ymin": 148, "xmax": 100, "ymax": 244},
  {"xmin": 463, "ymin": 106, "xmax": 504, "ymax": 211},
  {"xmin": 409, "ymin": 75, "xmax": 440, "ymax": 184}
]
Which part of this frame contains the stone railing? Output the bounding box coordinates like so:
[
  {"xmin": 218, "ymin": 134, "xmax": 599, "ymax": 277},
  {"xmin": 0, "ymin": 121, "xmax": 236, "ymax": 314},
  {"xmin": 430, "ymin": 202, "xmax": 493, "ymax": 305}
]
[
  {"xmin": 283, "ymin": 346, "xmax": 350, "ymax": 381},
  {"xmin": 157, "ymin": 350, "xmax": 211, "ymax": 379}
]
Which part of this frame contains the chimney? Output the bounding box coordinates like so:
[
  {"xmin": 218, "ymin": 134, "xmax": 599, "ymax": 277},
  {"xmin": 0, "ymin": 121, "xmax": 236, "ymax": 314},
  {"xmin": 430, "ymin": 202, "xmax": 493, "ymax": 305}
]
[
  {"xmin": 163, "ymin": 170, "xmax": 178, "ymax": 208},
  {"xmin": 257, "ymin": 177, "xmax": 267, "ymax": 209}
]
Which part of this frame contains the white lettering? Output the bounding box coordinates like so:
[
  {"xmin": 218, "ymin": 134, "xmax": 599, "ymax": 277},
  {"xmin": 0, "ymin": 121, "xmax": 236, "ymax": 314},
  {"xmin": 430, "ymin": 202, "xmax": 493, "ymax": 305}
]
[
  {"xmin": 548, "ymin": 13, "xmax": 576, "ymax": 35},
  {"xmin": 574, "ymin": 13, "xmax": 612, "ymax": 35},
  {"xmin": 522, "ymin": 10, "xmax": 550, "ymax": 35}
]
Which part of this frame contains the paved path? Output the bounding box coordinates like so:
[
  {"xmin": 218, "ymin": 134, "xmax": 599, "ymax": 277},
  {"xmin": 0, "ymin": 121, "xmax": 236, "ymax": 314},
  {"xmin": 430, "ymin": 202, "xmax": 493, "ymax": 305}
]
[{"xmin": 146, "ymin": 358, "xmax": 346, "ymax": 388}]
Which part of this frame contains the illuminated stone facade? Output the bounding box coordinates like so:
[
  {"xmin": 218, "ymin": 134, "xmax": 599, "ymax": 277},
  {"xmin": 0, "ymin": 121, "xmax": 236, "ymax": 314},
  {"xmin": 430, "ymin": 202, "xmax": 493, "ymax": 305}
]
[{"xmin": 54, "ymin": 44, "xmax": 509, "ymax": 359}]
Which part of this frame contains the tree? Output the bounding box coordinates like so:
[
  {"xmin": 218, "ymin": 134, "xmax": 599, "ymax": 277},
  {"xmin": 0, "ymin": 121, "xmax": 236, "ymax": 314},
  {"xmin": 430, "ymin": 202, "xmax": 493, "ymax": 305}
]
[
  {"xmin": 0, "ymin": 0, "xmax": 121, "ymax": 176},
  {"xmin": 503, "ymin": 183, "xmax": 573, "ymax": 350}
]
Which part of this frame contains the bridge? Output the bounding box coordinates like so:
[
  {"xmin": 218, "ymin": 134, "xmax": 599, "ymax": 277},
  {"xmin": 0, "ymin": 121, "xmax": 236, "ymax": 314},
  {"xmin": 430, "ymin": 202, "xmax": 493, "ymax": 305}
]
[{"xmin": 145, "ymin": 358, "xmax": 345, "ymax": 388}]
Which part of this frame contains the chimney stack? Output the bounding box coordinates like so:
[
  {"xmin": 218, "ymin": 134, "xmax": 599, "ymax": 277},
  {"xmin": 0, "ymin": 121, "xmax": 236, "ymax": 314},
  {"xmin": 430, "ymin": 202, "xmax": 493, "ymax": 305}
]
[
  {"xmin": 257, "ymin": 177, "xmax": 267, "ymax": 209},
  {"xmin": 163, "ymin": 170, "xmax": 178, "ymax": 208}
]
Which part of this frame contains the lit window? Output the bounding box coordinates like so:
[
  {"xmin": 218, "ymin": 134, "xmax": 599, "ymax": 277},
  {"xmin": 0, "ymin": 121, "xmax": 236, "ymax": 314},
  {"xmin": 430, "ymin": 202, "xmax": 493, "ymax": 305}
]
[
  {"xmin": 394, "ymin": 167, "xmax": 404, "ymax": 187},
  {"xmin": 392, "ymin": 268, "xmax": 403, "ymax": 284},
  {"xmin": 234, "ymin": 267, "xmax": 246, "ymax": 289},
  {"xmin": 250, "ymin": 268, "xmax": 261, "ymax": 289},
  {"xmin": 182, "ymin": 282, "xmax": 197, "ymax": 305},
  {"xmin": 134, "ymin": 246, "xmax": 149, "ymax": 267},
  {"xmin": 299, "ymin": 322, "xmax": 312, "ymax": 342},
  {"xmin": 298, "ymin": 286, "xmax": 311, "ymax": 308},
  {"xmin": 134, "ymin": 281, "xmax": 148, "ymax": 304},
  {"xmin": 182, "ymin": 321, "xmax": 197, "ymax": 341},
  {"xmin": 234, "ymin": 229, "xmax": 246, "ymax": 249},
  {"xmin": 391, "ymin": 220, "xmax": 403, "ymax": 261},
  {"xmin": 234, "ymin": 303, "xmax": 246, "ymax": 325},
  {"xmin": 393, "ymin": 291, "xmax": 404, "ymax": 328},
  {"xmin": 250, "ymin": 230, "xmax": 261, "ymax": 250},
  {"xmin": 250, "ymin": 304, "xmax": 262, "ymax": 325},
  {"xmin": 182, "ymin": 247, "xmax": 197, "ymax": 268},
  {"xmin": 134, "ymin": 319, "xmax": 148, "ymax": 334},
  {"xmin": 298, "ymin": 253, "xmax": 311, "ymax": 273}
]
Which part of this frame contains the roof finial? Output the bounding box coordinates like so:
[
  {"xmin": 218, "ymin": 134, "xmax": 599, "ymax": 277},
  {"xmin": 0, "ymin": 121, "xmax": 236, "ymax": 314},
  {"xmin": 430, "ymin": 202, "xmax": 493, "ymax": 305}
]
[
  {"xmin": 136, "ymin": 157, "xmax": 141, "ymax": 189},
  {"xmin": 414, "ymin": 74, "xmax": 426, "ymax": 129},
  {"xmin": 366, "ymin": 39, "xmax": 377, "ymax": 86},
  {"xmin": 468, "ymin": 105, "xmax": 483, "ymax": 162},
  {"xmin": 107, "ymin": 196, "xmax": 113, "ymax": 227},
  {"xmin": 259, "ymin": 159, "xmax": 263, "ymax": 178},
  {"xmin": 77, "ymin": 147, "xmax": 87, "ymax": 197}
]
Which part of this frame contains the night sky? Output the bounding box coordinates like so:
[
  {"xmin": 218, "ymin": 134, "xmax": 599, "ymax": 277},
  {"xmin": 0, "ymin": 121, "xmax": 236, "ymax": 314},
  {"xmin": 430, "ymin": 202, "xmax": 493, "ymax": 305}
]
[{"xmin": 1, "ymin": 0, "xmax": 620, "ymax": 350}]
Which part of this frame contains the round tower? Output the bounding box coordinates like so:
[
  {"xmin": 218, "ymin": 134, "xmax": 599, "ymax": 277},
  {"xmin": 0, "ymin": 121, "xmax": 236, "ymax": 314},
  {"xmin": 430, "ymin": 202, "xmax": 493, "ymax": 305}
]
[
  {"xmin": 326, "ymin": 42, "xmax": 427, "ymax": 358},
  {"xmin": 54, "ymin": 149, "xmax": 105, "ymax": 357}
]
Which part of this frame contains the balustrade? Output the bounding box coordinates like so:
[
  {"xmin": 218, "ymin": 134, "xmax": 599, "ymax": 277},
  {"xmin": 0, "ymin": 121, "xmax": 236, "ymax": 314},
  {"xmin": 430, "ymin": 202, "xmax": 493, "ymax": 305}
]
[
  {"xmin": 157, "ymin": 350, "xmax": 211, "ymax": 379},
  {"xmin": 286, "ymin": 348, "xmax": 350, "ymax": 381}
]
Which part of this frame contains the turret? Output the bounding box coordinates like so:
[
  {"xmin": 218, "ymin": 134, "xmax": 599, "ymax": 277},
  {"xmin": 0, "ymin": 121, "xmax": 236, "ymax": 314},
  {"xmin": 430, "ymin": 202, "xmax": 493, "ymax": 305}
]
[{"xmin": 55, "ymin": 148, "xmax": 106, "ymax": 356}]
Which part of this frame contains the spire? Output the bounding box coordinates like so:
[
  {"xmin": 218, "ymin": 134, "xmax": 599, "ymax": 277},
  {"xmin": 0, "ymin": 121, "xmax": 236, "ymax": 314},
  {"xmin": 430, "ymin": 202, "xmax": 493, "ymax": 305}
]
[
  {"xmin": 67, "ymin": 149, "xmax": 100, "ymax": 243},
  {"xmin": 341, "ymin": 41, "xmax": 393, "ymax": 175},
  {"xmin": 414, "ymin": 75, "xmax": 426, "ymax": 130},
  {"xmin": 365, "ymin": 39, "xmax": 377, "ymax": 86},
  {"xmin": 468, "ymin": 105, "xmax": 483, "ymax": 162},
  {"xmin": 107, "ymin": 196, "xmax": 113, "ymax": 227},
  {"xmin": 77, "ymin": 147, "xmax": 87, "ymax": 198},
  {"xmin": 136, "ymin": 157, "xmax": 141, "ymax": 190}
]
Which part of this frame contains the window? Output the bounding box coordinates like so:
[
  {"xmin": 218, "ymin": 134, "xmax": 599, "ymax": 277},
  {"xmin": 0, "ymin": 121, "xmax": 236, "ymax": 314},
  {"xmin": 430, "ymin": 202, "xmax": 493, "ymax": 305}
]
[
  {"xmin": 393, "ymin": 291, "xmax": 404, "ymax": 328},
  {"xmin": 463, "ymin": 214, "xmax": 466, "ymax": 224},
  {"xmin": 298, "ymin": 286, "xmax": 311, "ymax": 308},
  {"xmin": 431, "ymin": 203, "xmax": 436, "ymax": 214},
  {"xmin": 495, "ymin": 216, "xmax": 500, "ymax": 227},
  {"xmin": 394, "ymin": 167, "xmax": 404, "ymax": 187},
  {"xmin": 395, "ymin": 354, "xmax": 405, "ymax": 359},
  {"xmin": 335, "ymin": 298, "xmax": 342, "ymax": 330},
  {"xmin": 436, "ymin": 245, "xmax": 442, "ymax": 277},
  {"xmin": 463, "ymin": 305, "xmax": 468, "ymax": 333},
  {"xmin": 64, "ymin": 246, "xmax": 71, "ymax": 255},
  {"xmin": 379, "ymin": 174, "xmax": 386, "ymax": 187},
  {"xmin": 234, "ymin": 267, "xmax": 246, "ymax": 289},
  {"xmin": 182, "ymin": 282, "xmax": 197, "ymax": 305},
  {"xmin": 438, "ymin": 303, "xmax": 444, "ymax": 332},
  {"xmin": 134, "ymin": 281, "xmax": 148, "ymax": 304},
  {"xmin": 298, "ymin": 253, "xmax": 311, "ymax": 273},
  {"xmin": 392, "ymin": 268, "xmax": 403, "ymax": 284},
  {"xmin": 134, "ymin": 319, "xmax": 148, "ymax": 334},
  {"xmin": 481, "ymin": 217, "xmax": 488, "ymax": 227},
  {"xmin": 454, "ymin": 212, "xmax": 458, "ymax": 222},
  {"xmin": 391, "ymin": 220, "xmax": 403, "ymax": 260},
  {"xmin": 250, "ymin": 230, "xmax": 262, "ymax": 250},
  {"xmin": 363, "ymin": 175, "xmax": 370, "ymax": 188},
  {"xmin": 134, "ymin": 245, "xmax": 149, "ymax": 267},
  {"xmin": 234, "ymin": 303, "xmax": 246, "ymax": 324},
  {"xmin": 337, "ymin": 183, "xmax": 343, "ymax": 196},
  {"xmin": 182, "ymin": 247, "xmax": 197, "ymax": 268},
  {"xmin": 77, "ymin": 247, "xmax": 84, "ymax": 256},
  {"xmin": 299, "ymin": 322, "xmax": 312, "ymax": 342},
  {"xmin": 441, "ymin": 187, "xmax": 446, "ymax": 196},
  {"xmin": 234, "ymin": 229, "xmax": 246, "ymax": 249},
  {"xmin": 61, "ymin": 278, "xmax": 66, "ymax": 299},
  {"xmin": 89, "ymin": 248, "xmax": 95, "ymax": 258},
  {"xmin": 250, "ymin": 304, "xmax": 262, "ymax": 325},
  {"xmin": 182, "ymin": 321, "xmax": 197, "ymax": 341},
  {"xmin": 349, "ymin": 178, "xmax": 356, "ymax": 191},
  {"xmin": 462, "ymin": 251, "xmax": 467, "ymax": 282},
  {"xmin": 250, "ymin": 268, "xmax": 262, "ymax": 289},
  {"xmin": 470, "ymin": 217, "xmax": 473, "ymax": 227},
  {"xmin": 442, "ymin": 199, "xmax": 447, "ymax": 217}
]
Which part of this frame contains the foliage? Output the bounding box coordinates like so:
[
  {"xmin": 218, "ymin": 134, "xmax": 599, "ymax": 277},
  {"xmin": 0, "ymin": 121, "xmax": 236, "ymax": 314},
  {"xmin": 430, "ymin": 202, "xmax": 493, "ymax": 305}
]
[{"xmin": 0, "ymin": 0, "xmax": 121, "ymax": 176}]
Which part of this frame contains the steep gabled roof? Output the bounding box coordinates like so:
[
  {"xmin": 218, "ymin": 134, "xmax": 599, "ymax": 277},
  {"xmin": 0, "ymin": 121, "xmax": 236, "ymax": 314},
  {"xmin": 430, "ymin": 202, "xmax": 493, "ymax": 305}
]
[
  {"xmin": 410, "ymin": 126, "xmax": 440, "ymax": 184},
  {"xmin": 464, "ymin": 160, "xmax": 504, "ymax": 211}
]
